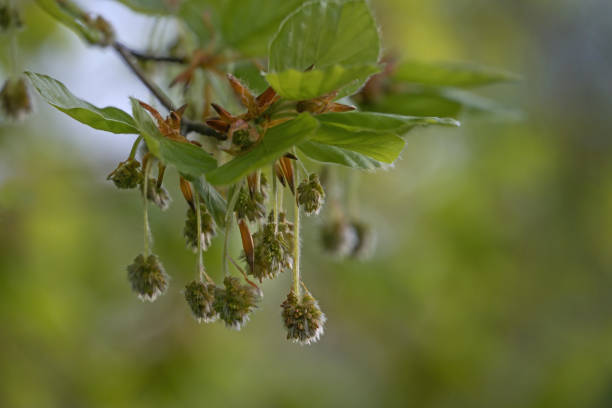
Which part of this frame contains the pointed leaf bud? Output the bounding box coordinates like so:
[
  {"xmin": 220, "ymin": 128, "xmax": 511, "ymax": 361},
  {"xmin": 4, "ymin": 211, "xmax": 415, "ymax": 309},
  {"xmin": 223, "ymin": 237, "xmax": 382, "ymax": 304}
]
[
  {"xmin": 278, "ymin": 157, "xmax": 295, "ymax": 194},
  {"xmin": 238, "ymin": 219, "xmax": 255, "ymax": 273}
]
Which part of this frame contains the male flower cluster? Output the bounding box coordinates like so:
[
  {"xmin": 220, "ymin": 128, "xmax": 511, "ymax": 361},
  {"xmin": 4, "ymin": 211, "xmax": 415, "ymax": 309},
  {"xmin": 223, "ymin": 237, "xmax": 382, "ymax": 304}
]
[
  {"xmin": 235, "ymin": 174, "xmax": 268, "ymax": 222},
  {"xmin": 251, "ymin": 219, "xmax": 293, "ymax": 281},
  {"xmin": 141, "ymin": 177, "xmax": 171, "ymax": 210},
  {"xmin": 184, "ymin": 280, "xmax": 218, "ymax": 323},
  {"xmin": 183, "ymin": 203, "xmax": 216, "ymax": 251},
  {"xmin": 281, "ymin": 289, "xmax": 326, "ymax": 345},
  {"xmin": 107, "ymin": 159, "xmax": 143, "ymax": 189},
  {"xmin": 213, "ymin": 276, "xmax": 261, "ymax": 330},
  {"xmin": 127, "ymin": 254, "xmax": 169, "ymax": 302},
  {"xmin": 297, "ymin": 173, "xmax": 325, "ymax": 215}
]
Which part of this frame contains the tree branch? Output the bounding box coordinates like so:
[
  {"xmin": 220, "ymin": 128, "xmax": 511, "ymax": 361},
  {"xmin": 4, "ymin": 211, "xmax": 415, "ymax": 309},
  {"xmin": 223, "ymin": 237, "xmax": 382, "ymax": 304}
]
[
  {"xmin": 182, "ymin": 119, "xmax": 226, "ymax": 140},
  {"xmin": 124, "ymin": 47, "xmax": 188, "ymax": 64},
  {"xmin": 113, "ymin": 41, "xmax": 175, "ymax": 111},
  {"xmin": 113, "ymin": 41, "xmax": 226, "ymax": 140}
]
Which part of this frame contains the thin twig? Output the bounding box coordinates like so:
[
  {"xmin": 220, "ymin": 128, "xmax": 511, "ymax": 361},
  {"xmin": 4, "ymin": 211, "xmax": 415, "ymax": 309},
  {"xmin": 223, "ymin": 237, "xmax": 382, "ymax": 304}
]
[
  {"xmin": 125, "ymin": 47, "xmax": 188, "ymax": 64},
  {"xmin": 182, "ymin": 118, "xmax": 227, "ymax": 140},
  {"xmin": 113, "ymin": 41, "xmax": 226, "ymax": 140},
  {"xmin": 113, "ymin": 41, "xmax": 175, "ymax": 111}
]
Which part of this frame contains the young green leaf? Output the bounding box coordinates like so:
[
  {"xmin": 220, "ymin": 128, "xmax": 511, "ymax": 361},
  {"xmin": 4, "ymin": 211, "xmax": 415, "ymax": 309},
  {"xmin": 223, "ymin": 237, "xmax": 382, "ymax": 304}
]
[
  {"xmin": 361, "ymin": 90, "xmax": 463, "ymax": 118},
  {"xmin": 179, "ymin": 0, "xmax": 301, "ymax": 55},
  {"xmin": 231, "ymin": 61, "xmax": 269, "ymax": 96},
  {"xmin": 219, "ymin": 0, "xmax": 304, "ymax": 56},
  {"xmin": 362, "ymin": 87, "xmax": 515, "ymax": 118},
  {"xmin": 265, "ymin": 64, "xmax": 380, "ymax": 100},
  {"xmin": 267, "ymin": 0, "xmax": 380, "ymax": 99},
  {"xmin": 206, "ymin": 113, "xmax": 319, "ymax": 185},
  {"xmin": 25, "ymin": 72, "xmax": 137, "ymax": 134},
  {"xmin": 311, "ymin": 125, "xmax": 404, "ymax": 163},
  {"xmin": 130, "ymin": 98, "xmax": 217, "ymax": 179},
  {"xmin": 393, "ymin": 60, "xmax": 520, "ymax": 88},
  {"xmin": 317, "ymin": 111, "xmax": 460, "ymax": 135},
  {"xmin": 301, "ymin": 111, "xmax": 460, "ymax": 168},
  {"xmin": 299, "ymin": 141, "xmax": 386, "ymax": 170}
]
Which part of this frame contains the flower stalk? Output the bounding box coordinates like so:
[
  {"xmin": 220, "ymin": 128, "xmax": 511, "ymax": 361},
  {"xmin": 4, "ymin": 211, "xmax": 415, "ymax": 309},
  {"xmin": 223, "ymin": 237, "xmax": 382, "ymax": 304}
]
[{"xmin": 292, "ymin": 163, "xmax": 301, "ymax": 297}]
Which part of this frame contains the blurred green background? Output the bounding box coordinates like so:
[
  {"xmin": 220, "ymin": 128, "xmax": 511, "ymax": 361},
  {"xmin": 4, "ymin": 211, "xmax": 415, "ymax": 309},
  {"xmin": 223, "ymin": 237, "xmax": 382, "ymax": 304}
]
[{"xmin": 1, "ymin": 0, "xmax": 612, "ymax": 407}]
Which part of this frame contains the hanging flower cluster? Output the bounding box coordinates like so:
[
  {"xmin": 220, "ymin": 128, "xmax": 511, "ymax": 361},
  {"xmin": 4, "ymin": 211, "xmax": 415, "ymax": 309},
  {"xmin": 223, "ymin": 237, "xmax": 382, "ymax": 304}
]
[{"xmin": 11, "ymin": 0, "xmax": 517, "ymax": 346}]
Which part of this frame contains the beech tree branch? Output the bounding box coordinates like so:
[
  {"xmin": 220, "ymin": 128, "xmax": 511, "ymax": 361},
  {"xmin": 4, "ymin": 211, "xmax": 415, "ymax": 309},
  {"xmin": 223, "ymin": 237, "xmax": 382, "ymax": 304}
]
[
  {"xmin": 123, "ymin": 47, "xmax": 188, "ymax": 64},
  {"xmin": 113, "ymin": 41, "xmax": 226, "ymax": 140}
]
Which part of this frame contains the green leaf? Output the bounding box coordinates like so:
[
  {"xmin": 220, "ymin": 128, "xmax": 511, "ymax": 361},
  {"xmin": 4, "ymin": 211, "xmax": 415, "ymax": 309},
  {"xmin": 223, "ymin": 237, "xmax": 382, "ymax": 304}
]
[
  {"xmin": 299, "ymin": 141, "xmax": 385, "ymax": 170},
  {"xmin": 267, "ymin": 0, "xmax": 380, "ymax": 99},
  {"xmin": 362, "ymin": 87, "xmax": 516, "ymax": 118},
  {"xmin": 312, "ymin": 125, "xmax": 404, "ymax": 164},
  {"xmin": 36, "ymin": 0, "xmax": 111, "ymax": 45},
  {"xmin": 440, "ymin": 88, "xmax": 520, "ymax": 118},
  {"xmin": 361, "ymin": 91, "xmax": 464, "ymax": 118},
  {"xmin": 179, "ymin": 0, "xmax": 302, "ymax": 55},
  {"xmin": 301, "ymin": 111, "xmax": 460, "ymax": 168},
  {"xmin": 317, "ymin": 111, "xmax": 460, "ymax": 135},
  {"xmin": 206, "ymin": 113, "xmax": 319, "ymax": 185},
  {"xmin": 269, "ymin": 0, "xmax": 380, "ymax": 71},
  {"xmin": 393, "ymin": 60, "xmax": 520, "ymax": 88},
  {"xmin": 192, "ymin": 177, "xmax": 227, "ymax": 227},
  {"xmin": 115, "ymin": 0, "xmax": 177, "ymax": 14},
  {"xmin": 265, "ymin": 64, "xmax": 380, "ymax": 100},
  {"xmin": 25, "ymin": 72, "xmax": 137, "ymax": 134},
  {"xmin": 231, "ymin": 61, "xmax": 269, "ymax": 96},
  {"xmin": 158, "ymin": 138, "xmax": 218, "ymax": 180},
  {"xmin": 130, "ymin": 98, "xmax": 218, "ymax": 179},
  {"xmin": 219, "ymin": 0, "xmax": 304, "ymax": 56}
]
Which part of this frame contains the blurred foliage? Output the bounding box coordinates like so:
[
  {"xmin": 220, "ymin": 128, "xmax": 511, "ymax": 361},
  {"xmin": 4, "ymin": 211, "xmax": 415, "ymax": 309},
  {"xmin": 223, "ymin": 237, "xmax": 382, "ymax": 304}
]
[{"xmin": 1, "ymin": 0, "xmax": 612, "ymax": 407}]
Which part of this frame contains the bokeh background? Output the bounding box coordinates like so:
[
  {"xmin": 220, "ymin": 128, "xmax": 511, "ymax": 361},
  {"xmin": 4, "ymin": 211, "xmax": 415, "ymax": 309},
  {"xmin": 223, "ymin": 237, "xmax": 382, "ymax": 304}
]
[{"xmin": 1, "ymin": 0, "xmax": 612, "ymax": 407}]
